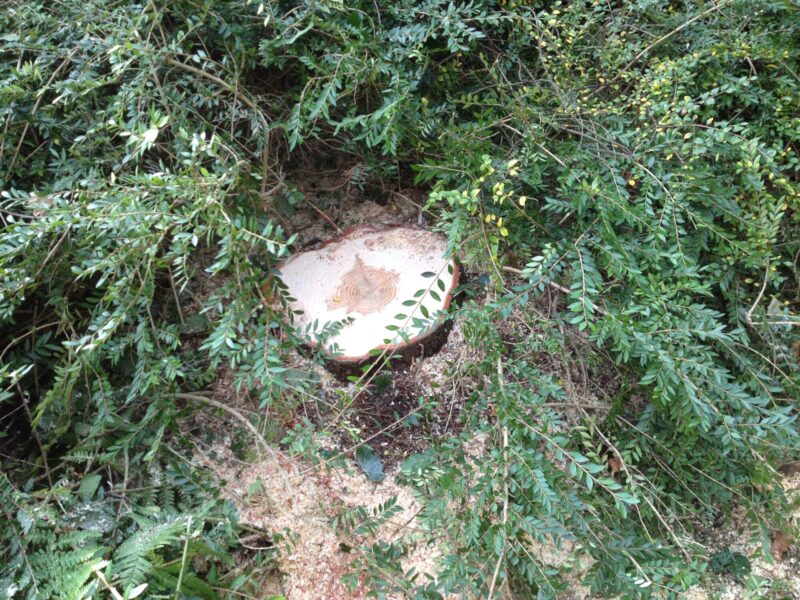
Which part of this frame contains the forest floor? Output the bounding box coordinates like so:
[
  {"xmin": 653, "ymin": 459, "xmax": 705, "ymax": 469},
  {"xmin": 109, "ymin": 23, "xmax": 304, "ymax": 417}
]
[{"xmin": 182, "ymin": 173, "xmax": 799, "ymax": 599}]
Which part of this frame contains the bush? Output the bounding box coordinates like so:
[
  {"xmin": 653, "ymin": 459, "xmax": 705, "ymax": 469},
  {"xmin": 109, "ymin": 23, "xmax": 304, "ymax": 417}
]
[{"xmin": 1, "ymin": 0, "xmax": 798, "ymax": 597}]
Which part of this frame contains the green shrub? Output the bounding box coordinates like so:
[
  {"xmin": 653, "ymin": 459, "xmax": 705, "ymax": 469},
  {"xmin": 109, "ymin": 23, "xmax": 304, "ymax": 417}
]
[{"xmin": 1, "ymin": 0, "xmax": 798, "ymax": 598}]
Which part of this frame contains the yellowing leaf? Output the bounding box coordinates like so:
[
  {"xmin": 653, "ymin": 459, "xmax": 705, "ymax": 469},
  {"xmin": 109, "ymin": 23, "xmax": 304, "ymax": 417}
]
[{"xmin": 142, "ymin": 127, "xmax": 159, "ymax": 144}]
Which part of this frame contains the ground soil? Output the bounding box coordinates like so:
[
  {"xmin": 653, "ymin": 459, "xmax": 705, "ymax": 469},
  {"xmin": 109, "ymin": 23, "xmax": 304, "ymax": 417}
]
[{"xmin": 684, "ymin": 470, "xmax": 800, "ymax": 599}]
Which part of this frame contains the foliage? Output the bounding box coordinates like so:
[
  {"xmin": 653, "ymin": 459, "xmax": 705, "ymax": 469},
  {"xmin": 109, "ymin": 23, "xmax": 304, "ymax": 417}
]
[
  {"xmin": 0, "ymin": 1, "xmax": 291, "ymax": 597},
  {"xmin": 709, "ymin": 548, "xmax": 752, "ymax": 582},
  {"xmin": 1, "ymin": 465, "xmax": 236, "ymax": 599},
  {"xmin": 1, "ymin": 0, "xmax": 799, "ymax": 598}
]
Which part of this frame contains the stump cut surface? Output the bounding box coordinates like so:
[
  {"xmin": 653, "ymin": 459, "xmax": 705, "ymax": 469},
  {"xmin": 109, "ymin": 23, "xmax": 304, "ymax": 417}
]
[{"xmin": 278, "ymin": 225, "xmax": 458, "ymax": 364}]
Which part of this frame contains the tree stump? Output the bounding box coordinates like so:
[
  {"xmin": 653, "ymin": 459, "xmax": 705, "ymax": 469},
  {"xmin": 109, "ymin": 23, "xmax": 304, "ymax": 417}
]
[{"xmin": 277, "ymin": 225, "xmax": 458, "ymax": 374}]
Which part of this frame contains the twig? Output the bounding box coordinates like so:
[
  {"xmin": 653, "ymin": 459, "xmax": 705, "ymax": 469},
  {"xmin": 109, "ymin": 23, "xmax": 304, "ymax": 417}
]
[
  {"xmin": 303, "ymin": 196, "xmax": 342, "ymax": 233},
  {"xmin": 165, "ymin": 57, "xmax": 260, "ymax": 113},
  {"xmin": 0, "ymin": 320, "xmax": 61, "ymax": 364},
  {"xmin": 260, "ymin": 140, "xmax": 271, "ymax": 198},
  {"xmin": 540, "ymin": 401, "xmax": 606, "ymax": 409},
  {"xmin": 93, "ymin": 565, "xmax": 124, "ymax": 600},
  {"xmin": 487, "ymin": 356, "xmax": 509, "ymax": 598},
  {"xmin": 745, "ymin": 260, "xmax": 770, "ymax": 327},
  {"xmin": 33, "ymin": 225, "xmax": 71, "ymax": 281},
  {"xmin": 9, "ymin": 520, "xmax": 40, "ymax": 596},
  {"xmin": 8, "ymin": 49, "xmax": 78, "ymax": 174},
  {"xmin": 174, "ymin": 516, "xmax": 192, "ymax": 600},
  {"xmin": 17, "ymin": 384, "xmax": 57, "ymax": 502},
  {"xmin": 583, "ymin": 408, "xmax": 691, "ymax": 561},
  {"xmin": 175, "ymin": 393, "xmax": 293, "ymax": 490},
  {"xmin": 168, "ymin": 266, "xmax": 184, "ymax": 326},
  {"xmin": 501, "ymin": 265, "xmax": 609, "ymax": 316},
  {"xmin": 590, "ymin": 2, "xmax": 730, "ymax": 98},
  {"xmin": 479, "ymin": 211, "xmax": 506, "ymax": 287}
]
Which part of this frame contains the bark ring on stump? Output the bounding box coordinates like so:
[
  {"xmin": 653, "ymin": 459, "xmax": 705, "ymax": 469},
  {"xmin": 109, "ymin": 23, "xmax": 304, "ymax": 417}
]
[{"xmin": 276, "ymin": 225, "xmax": 459, "ymax": 373}]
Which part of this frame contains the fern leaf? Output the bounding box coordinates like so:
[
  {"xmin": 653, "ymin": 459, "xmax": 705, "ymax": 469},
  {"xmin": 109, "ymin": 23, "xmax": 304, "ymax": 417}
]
[{"xmin": 112, "ymin": 518, "xmax": 186, "ymax": 587}]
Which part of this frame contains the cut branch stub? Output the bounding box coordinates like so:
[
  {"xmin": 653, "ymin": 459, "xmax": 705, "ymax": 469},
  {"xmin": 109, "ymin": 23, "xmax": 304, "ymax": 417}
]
[{"xmin": 277, "ymin": 225, "xmax": 458, "ymax": 371}]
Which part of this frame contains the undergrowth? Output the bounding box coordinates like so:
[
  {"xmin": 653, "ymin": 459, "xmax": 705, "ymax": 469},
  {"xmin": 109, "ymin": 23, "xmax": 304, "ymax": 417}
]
[{"xmin": 1, "ymin": 0, "xmax": 799, "ymax": 598}]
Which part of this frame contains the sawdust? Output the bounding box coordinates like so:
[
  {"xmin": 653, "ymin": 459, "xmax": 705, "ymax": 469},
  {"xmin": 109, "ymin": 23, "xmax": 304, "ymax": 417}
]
[
  {"xmin": 287, "ymin": 196, "xmax": 417, "ymax": 250},
  {"xmin": 192, "ymin": 433, "xmax": 446, "ymax": 600}
]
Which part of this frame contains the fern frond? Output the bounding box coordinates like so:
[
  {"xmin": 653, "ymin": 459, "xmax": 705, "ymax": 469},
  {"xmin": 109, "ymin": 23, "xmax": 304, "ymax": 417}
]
[
  {"xmin": 29, "ymin": 544, "xmax": 104, "ymax": 600},
  {"xmin": 112, "ymin": 518, "xmax": 187, "ymax": 587}
]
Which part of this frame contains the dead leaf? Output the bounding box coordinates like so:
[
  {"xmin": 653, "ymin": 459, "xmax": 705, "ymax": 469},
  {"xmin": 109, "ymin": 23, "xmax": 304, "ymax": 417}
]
[{"xmin": 771, "ymin": 530, "xmax": 791, "ymax": 561}]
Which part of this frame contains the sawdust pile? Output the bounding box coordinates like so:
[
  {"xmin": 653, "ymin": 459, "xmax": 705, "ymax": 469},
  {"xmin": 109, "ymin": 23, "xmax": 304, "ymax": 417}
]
[{"xmin": 193, "ymin": 437, "xmax": 444, "ymax": 600}]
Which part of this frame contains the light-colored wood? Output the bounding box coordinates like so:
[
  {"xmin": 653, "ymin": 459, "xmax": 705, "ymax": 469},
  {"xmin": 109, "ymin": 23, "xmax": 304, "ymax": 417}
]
[{"xmin": 277, "ymin": 225, "xmax": 458, "ymax": 368}]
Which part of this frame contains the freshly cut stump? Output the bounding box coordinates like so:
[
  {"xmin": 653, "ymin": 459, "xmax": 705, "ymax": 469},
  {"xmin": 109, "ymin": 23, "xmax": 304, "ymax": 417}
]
[{"xmin": 277, "ymin": 225, "xmax": 458, "ymax": 372}]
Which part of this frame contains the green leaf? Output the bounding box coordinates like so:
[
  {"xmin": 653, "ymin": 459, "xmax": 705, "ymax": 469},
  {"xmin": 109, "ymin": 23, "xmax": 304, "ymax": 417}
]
[{"xmin": 78, "ymin": 473, "xmax": 102, "ymax": 501}]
